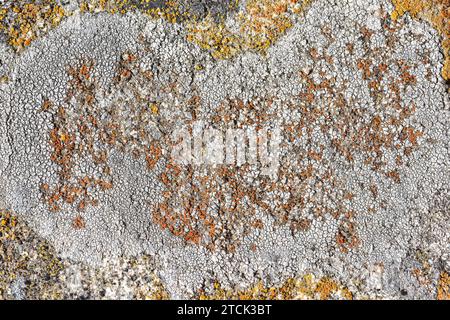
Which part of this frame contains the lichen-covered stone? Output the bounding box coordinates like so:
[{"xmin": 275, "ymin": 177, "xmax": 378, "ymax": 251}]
[{"xmin": 0, "ymin": 0, "xmax": 449, "ymax": 300}]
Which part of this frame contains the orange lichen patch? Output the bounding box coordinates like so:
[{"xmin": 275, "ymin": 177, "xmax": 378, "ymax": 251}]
[
  {"xmin": 290, "ymin": 218, "xmax": 311, "ymax": 232},
  {"xmin": 186, "ymin": 17, "xmax": 242, "ymax": 59},
  {"xmin": 348, "ymin": 57, "xmax": 423, "ymax": 171},
  {"xmin": 149, "ymin": 102, "xmax": 159, "ymax": 115},
  {"xmin": 175, "ymin": 29, "xmax": 424, "ymax": 251},
  {"xmin": 114, "ymin": 52, "xmax": 137, "ymax": 83},
  {"xmin": 186, "ymin": 0, "xmax": 311, "ymax": 59},
  {"xmin": 400, "ymin": 126, "xmax": 424, "ymax": 146},
  {"xmin": 198, "ymin": 274, "xmax": 353, "ymax": 300},
  {"xmin": 370, "ymin": 184, "xmax": 379, "ymax": 198},
  {"xmin": 0, "ymin": 1, "xmax": 65, "ymax": 51},
  {"xmin": 33, "ymin": 20, "xmax": 423, "ymax": 254},
  {"xmin": 72, "ymin": 215, "xmax": 86, "ymax": 229},
  {"xmin": 238, "ymin": 0, "xmax": 295, "ymax": 51},
  {"xmin": 41, "ymin": 62, "xmax": 112, "ymax": 212},
  {"xmin": 391, "ymin": 0, "xmax": 450, "ymax": 81},
  {"xmin": 299, "ymin": 68, "xmax": 336, "ymax": 104},
  {"xmin": 412, "ymin": 267, "xmax": 432, "ymax": 287},
  {"xmin": 174, "ymin": 52, "xmax": 424, "ymax": 249},
  {"xmin": 315, "ymin": 277, "xmax": 341, "ymax": 299},
  {"xmin": 437, "ymin": 272, "xmax": 450, "ymax": 300}
]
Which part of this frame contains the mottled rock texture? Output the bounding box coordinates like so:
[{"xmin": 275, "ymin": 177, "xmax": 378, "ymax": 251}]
[{"xmin": 0, "ymin": 0, "xmax": 449, "ymax": 299}]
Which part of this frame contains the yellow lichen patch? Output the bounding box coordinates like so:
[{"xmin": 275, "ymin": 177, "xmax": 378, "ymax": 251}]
[
  {"xmin": 149, "ymin": 102, "xmax": 159, "ymax": 114},
  {"xmin": 79, "ymin": 0, "xmax": 187, "ymax": 22},
  {"xmin": 186, "ymin": 17, "xmax": 243, "ymax": 59},
  {"xmin": 0, "ymin": 1, "xmax": 66, "ymax": 51},
  {"xmin": 437, "ymin": 272, "xmax": 450, "ymax": 300},
  {"xmin": 198, "ymin": 274, "xmax": 353, "ymax": 300},
  {"xmin": 186, "ymin": 0, "xmax": 311, "ymax": 59},
  {"xmin": 391, "ymin": 0, "xmax": 450, "ymax": 81}
]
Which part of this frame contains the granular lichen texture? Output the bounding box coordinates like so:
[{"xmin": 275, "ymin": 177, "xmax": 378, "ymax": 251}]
[{"xmin": 0, "ymin": 0, "xmax": 449, "ymax": 300}]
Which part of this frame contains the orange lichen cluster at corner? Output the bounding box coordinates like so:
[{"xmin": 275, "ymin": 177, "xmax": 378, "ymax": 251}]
[{"xmin": 391, "ymin": 0, "xmax": 450, "ymax": 81}]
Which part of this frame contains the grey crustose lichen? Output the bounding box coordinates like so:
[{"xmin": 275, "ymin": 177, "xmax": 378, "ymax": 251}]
[{"xmin": 0, "ymin": 0, "xmax": 449, "ymax": 299}]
